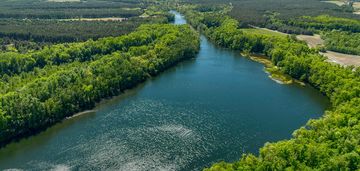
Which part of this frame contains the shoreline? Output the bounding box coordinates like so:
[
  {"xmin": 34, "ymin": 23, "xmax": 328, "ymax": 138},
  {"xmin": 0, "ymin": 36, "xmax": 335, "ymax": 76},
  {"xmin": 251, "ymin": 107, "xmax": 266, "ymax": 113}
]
[
  {"xmin": 65, "ymin": 110, "xmax": 97, "ymax": 119},
  {"xmin": 241, "ymin": 53, "xmax": 305, "ymax": 86}
]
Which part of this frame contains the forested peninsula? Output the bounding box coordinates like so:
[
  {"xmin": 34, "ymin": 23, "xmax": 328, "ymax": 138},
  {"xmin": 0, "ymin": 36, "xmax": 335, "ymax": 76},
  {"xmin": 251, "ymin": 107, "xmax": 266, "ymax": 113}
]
[{"xmin": 0, "ymin": 24, "xmax": 199, "ymax": 146}]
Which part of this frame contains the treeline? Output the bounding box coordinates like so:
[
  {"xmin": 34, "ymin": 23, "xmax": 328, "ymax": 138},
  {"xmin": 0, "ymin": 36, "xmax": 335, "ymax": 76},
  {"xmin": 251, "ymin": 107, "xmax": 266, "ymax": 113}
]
[
  {"xmin": 184, "ymin": 0, "xmax": 360, "ymax": 26},
  {"xmin": 263, "ymin": 13, "xmax": 360, "ymax": 35},
  {"xmin": 323, "ymin": 30, "xmax": 360, "ymax": 55},
  {"xmin": 235, "ymin": 0, "xmax": 359, "ymax": 26},
  {"xmin": 0, "ymin": 24, "xmax": 200, "ymax": 145},
  {"xmin": 0, "ymin": 8, "xmax": 142, "ymax": 19},
  {"xmin": 287, "ymin": 15, "xmax": 360, "ymax": 33},
  {"xmin": 0, "ymin": 0, "xmax": 143, "ymax": 19},
  {"xmin": 180, "ymin": 6, "xmax": 360, "ymax": 170},
  {"xmin": 0, "ymin": 38, "xmax": 46, "ymax": 53},
  {"xmin": 0, "ymin": 16, "xmax": 170, "ymax": 43},
  {"xmin": 0, "ymin": 21, "xmax": 163, "ymax": 77},
  {"xmin": 0, "ymin": 0, "xmax": 175, "ymax": 50},
  {"xmin": 263, "ymin": 12, "xmax": 314, "ymax": 35},
  {"xmin": 1, "ymin": 0, "xmax": 141, "ymax": 10}
]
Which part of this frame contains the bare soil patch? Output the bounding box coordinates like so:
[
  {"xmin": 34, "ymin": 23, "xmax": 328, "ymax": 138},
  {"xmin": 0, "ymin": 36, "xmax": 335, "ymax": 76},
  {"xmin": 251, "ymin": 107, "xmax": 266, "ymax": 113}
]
[
  {"xmin": 353, "ymin": 2, "xmax": 360, "ymax": 9},
  {"xmin": 296, "ymin": 34, "xmax": 360, "ymax": 66},
  {"xmin": 353, "ymin": 2, "xmax": 360, "ymax": 15},
  {"xmin": 252, "ymin": 27, "xmax": 360, "ymax": 67},
  {"xmin": 321, "ymin": 1, "xmax": 345, "ymax": 6},
  {"xmin": 321, "ymin": 51, "xmax": 360, "ymax": 67},
  {"xmin": 296, "ymin": 34, "xmax": 324, "ymax": 48}
]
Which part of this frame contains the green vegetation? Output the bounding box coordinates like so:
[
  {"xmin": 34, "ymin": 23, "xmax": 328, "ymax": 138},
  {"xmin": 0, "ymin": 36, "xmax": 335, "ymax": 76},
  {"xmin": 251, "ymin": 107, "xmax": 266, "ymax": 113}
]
[
  {"xmin": 288, "ymin": 15, "xmax": 360, "ymax": 33},
  {"xmin": 241, "ymin": 28, "xmax": 287, "ymax": 37},
  {"xmin": 246, "ymin": 54, "xmax": 297, "ymax": 85},
  {"xmin": 1, "ymin": 0, "xmax": 359, "ymax": 169},
  {"xmin": 181, "ymin": 0, "xmax": 360, "ymax": 55},
  {"xmin": 0, "ymin": 38, "xmax": 44, "ymax": 53},
  {"xmin": 179, "ymin": 5, "xmax": 360, "ymax": 170},
  {"xmin": 0, "ymin": 0, "xmax": 143, "ymax": 19},
  {"xmin": 0, "ymin": 17, "xmax": 170, "ymax": 43},
  {"xmin": 286, "ymin": 15, "xmax": 360, "ymax": 55},
  {"xmin": 322, "ymin": 30, "xmax": 360, "ymax": 55},
  {"xmin": 0, "ymin": 0, "xmax": 174, "ymax": 54},
  {"xmin": 182, "ymin": 0, "xmax": 360, "ymax": 26},
  {"xmin": 0, "ymin": 24, "xmax": 200, "ymax": 146}
]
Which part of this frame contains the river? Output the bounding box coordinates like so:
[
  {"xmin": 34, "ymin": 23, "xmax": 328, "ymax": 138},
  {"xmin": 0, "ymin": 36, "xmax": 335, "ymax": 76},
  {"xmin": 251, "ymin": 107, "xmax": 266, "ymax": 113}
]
[{"xmin": 0, "ymin": 11, "xmax": 329, "ymax": 171}]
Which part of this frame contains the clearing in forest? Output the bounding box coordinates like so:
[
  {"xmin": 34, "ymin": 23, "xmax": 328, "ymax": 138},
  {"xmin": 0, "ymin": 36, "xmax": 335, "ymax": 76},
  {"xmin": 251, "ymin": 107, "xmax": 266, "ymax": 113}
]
[
  {"xmin": 250, "ymin": 28, "xmax": 360, "ymax": 66},
  {"xmin": 353, "ymin": 2, "xmax": 360, "ymax": 14},
  {"xmin": 242, "ymin": 28, "xmax": 287, "ymax": 37},
  {"xmin": 296, "ymin": 34, "xmax": 324, "ymax": 48},
  {"xmin": 296, "ymin": 34, "xmax": 360, "ymax": 66},
  {"xmin": 321, "ymin": 51, "xmax": 360, "ymax": 66},
  {"xmin": 321, "ymin": 0, "xmax": 346, "ymax": 6}
]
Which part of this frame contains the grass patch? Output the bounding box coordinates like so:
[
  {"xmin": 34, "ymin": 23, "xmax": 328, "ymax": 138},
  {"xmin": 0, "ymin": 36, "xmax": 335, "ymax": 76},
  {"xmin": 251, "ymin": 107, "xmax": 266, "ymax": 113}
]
[
  {"xmin": 243, "ymin": 53, "xmax": 305, "ymax": 85},
  {"xmin": 241, "ymin": 28, "xmax": 287, "ymax": 37}
]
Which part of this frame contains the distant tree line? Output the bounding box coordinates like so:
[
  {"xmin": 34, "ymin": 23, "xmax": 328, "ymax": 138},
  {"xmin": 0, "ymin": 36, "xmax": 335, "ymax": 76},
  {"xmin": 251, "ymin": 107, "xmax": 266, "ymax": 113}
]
[
  {"xmin": 0, "ymin": 8, "xmax": 143, "ymax": 19},
  {"xmin": 0, "ymin": 0, "xmax": 144, "ymax": 19},
  {"xmin": 0, "ymin": 16, "xmax": 170, "ymax": 44}
]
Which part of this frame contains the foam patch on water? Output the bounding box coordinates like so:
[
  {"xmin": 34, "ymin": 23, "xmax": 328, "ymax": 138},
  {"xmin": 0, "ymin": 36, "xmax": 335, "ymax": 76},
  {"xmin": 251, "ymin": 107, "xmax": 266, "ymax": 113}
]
[
  {"xmin": 51, "ymin": 165, "xmax": 71, "ymax": 171},
  {"xmin": 118, "ymin": 155, "xmax": 179, "ymax": 171},
  {"xmin": 155, "ymin": 124, "xmax": 195, "ymax": 139}
]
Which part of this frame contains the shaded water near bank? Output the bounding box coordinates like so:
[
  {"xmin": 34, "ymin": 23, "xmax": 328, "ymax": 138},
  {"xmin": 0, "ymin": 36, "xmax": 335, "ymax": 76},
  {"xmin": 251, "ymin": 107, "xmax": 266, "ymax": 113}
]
[{"xmin": 0, "ymin": 11, "xmax": 330, "ymax": 171}]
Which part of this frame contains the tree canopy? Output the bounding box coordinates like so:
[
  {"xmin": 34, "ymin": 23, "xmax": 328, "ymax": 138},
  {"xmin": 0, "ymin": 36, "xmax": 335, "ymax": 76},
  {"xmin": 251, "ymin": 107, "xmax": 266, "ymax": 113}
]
[{"xmin": 0, "ymin": 23, "xmax": 200, "ymax": 146}]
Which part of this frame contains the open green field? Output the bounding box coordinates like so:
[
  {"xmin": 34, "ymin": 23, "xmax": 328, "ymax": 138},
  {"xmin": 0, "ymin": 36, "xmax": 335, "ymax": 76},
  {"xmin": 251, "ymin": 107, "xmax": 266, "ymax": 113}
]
[{"xmin": 241, "ymin": 28, "xmax": 287, "ymax": 37}]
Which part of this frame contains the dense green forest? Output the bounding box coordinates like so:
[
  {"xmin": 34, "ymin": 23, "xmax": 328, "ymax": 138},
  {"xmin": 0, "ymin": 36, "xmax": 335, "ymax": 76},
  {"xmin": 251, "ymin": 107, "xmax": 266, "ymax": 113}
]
[
  {"xmin": 180, "ymin": 0, "xmax": 360, "ymax": 55},
  {"xmin": 287, "ymin": 15, "xmax": 360, "ymax": 33},
  {"xmin": 182, "ymin": 0, "xmax": 360, "ymax": 26},
  {"xmin": 0, "ymin": 0, "xmax": 174, "ymax": 54},
  {"xmin": 322, "ymin": 30, "xmax": 360, "ymax": 55},
  {"xmin": 0, "ymin": 24, "xmax": 200, "ymax": 146},
  {"xmin": 0, "ymin": 16, "xmax": 170, "ymax": 44},
  {"xmin": 178, "ymin": 5, "xmax": 360, "ymax": 170},
  {"xmin": 0, "ymin": 0, "xmax": 144, "ymax": 19},
  {"xmin": 0, "ymin": 38, "xmax": 45, "ymax": 53}
]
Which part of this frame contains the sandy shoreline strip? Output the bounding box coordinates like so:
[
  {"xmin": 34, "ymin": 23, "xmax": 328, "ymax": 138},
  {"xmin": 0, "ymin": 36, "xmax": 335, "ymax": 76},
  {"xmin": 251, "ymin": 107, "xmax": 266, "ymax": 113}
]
[{"xmin": 66, "ymin": 110, "xmax": 96, "ymax": 119}]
